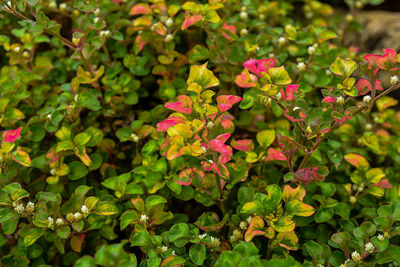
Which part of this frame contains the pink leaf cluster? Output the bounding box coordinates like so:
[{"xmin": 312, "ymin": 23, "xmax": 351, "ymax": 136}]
[
  {"xmin": 281, "ymin": 85, "xmax": 299, "ymax": 101},
  {"xmin": 294, "ymin": 167, "xmax": 324, "ymax": 185},
  {"xmin": 2, "ymin": 127, "xmax": 21, "ymax": 143},
  {"xmin": 164, "ymin": 95, "xmax": 193, "ymax": 114},
  {"xmin": 221, "ymin": 23, "xmax": 236, "ymax": 40},
  {"xmin": 216, "ymin": 95, "xmax": 242, "ymax": 112},
  {"xmin": 243, "ymin": 58, "xmax": 276, "ymax": 77}
]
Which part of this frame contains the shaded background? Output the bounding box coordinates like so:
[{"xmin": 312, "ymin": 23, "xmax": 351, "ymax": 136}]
[{"xmin": 321, "ymin": 0, "xmax": 400, "ymax": 10}]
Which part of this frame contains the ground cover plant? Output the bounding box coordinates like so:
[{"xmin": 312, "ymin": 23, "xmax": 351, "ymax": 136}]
[{"xmin": 1, "ymin": 0, "xmax": 400, "ymax": 266}]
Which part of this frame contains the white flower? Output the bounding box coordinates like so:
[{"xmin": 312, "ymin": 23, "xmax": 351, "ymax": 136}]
[
  {"xmin": 74, "ymin": 212, "xmax": 83, "ymax": 221},
  {"xmin": 365, "ymin": 242, "xmax": 374, "ymax": 253},
  {"xmin": 198, "ymin": 233, "xmax": 207, "ymax": 240},
  {"xmin": 307, "ymin": 46, "xmax": 316, "ymax": 55},
  {"xmin": 208, "ymin": 159, "xmax": 213, "ymax": 164},
  {"xmin": 297, "ymin": 62, "xmax": 306, "ymax": 71},
  {"xmin": 377, "ymin": 234, "xmax": 385, "ymax": 241},
  {"xmin": 293, "ymin": 106, "xmax": 301, "ymax": 111},
  {"xmin": 47, "ymin": 114, "xmax": 52, "ymax": 119},
  {"xmin": 48, "ymin": 1, "xmax": 57, "ymax": 9},
  {"xmin": 246, "ymin": 216, "xmax": 252, "ymax": 223},
  {"xmin": 276, "ymin": 92, "xmax": 282, "ymax": 100},
  {"xmin": 66, "ymin": 213, "xmax": 75, "ymax": 222},
  {"xmin": 81, "ymin": 205, "xmax": 89, "ymax": 214},
  {"xmin": 268, "ymin": 53, "xmax": 275, "ymax": 58},
  {"xmin": 100, "ymin": 30, "xmax": 111, "ymax": 38},
  {"xmin": 160, "ymin": 246, "xmax": 168, "ymax": 252},
  {"xmin": 165, "ymin": 18, "xmax": 174, "ymax": 27},
  {"xmin": 140, "ymin": 214, "xmax": 148, "ymax": 223},
  {"xmin": 240, "ymin": 28, "xmax": 248, "ymax": 37},
  {"xmin": 207, "ymin": 121, "xmax": 214, "ymax": 128},
  {"xmin": 171, "ymin": 250, "xmax": 176, "ymax": 256},
  {"xmin": 210, "ymin": 236, "xmax": 220, "ymax": 247},
  {"xmin": 164, "ymin": 34, "xmax": 173, "ymax": 42},
  {"xmin": 13, "ymin": 46, "xmax": 20, "ymax": 53},
  {"xmin": 363, "ymin": 95, "xmax": 371, "ymax": 104},
  {"xmin": 131, "ymin": 133, "xmax": 139, "ymax": 142},
  {"xmin": 47, "ymin": 217, "xmax": 54, "ymax": 227},
  {"xmin": 278, "ymin": 37, "xmax": 286, "ymax": 45},
  {"xmin": 201, "ymin": 146, "xmax": 207, "ymax": 153},
  {"xmin": 14, "ymin": 204, "xmax": 25, "ymax": 213},
  {"xmin": 94, "ymin": 8, "xmax": 100, "ymax": 16},
  {"xmin": 26, "ymin": 201, "xmax": 35, "ymax": 212},
  {"xmin": 56, "ymin": 218, "xmax": 64, "ymax": 226},
  {"xmin": 239, "ymin": 221, "xmax": 248, "ymax": 230},
  {"xmin": 351, "ymin": 251, "xmax": 361, "ymax": 262},
  {"xmin": 325, "ymin": 69, "xmax": 331, "ymax": 75},
  {"xmin": 50, "ymin": 168, "xmax": 57, "ymax": 176},
  {"xmin": 232, "ymin": 229, "xmax": 241, "ymax": 239},
  {"xmin": 240, "ymin": 12, "xmax": 248, "ymax": 20},
  {"xmin": 93, "ymin": 17, "xmax": 99, "ymax": 24},
  {"xmin": 336, "ymin": 96, "xmax": 344, "ymax": 104},
  {"xmin": 59, "ymin": 3, "xmax": 67, "ymax": 10},
  {"xmin": 391, "ymin": 75, "xmax": 399, "ymax": 85}
]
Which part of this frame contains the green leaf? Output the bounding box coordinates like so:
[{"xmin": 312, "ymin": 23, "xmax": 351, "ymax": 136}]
[
  {"xmin": 74, "ymin": 132, "xmax": 91, "ymax": 146},
  {"xmin": 120, "ymin": 210, "xmax": 138, "ymax": 230},
  {"xmin": 68, "ymin": 161, "xmax": 88, "ymax": 180},
  {"xmin": 318, "ymin": 30, "xmax": 338, "ymax": 43},
  {"xmin": 73, "ymin": 0, "xmax": 97, "ymax": 12},
  {"xmin": 11, "ymin": 189, "xmax": 29, "ymax": 201},
  {"xmin": 366, "ymin": 168, "xmax": 385, "ymax": 183},
  {"xmin": 186, "ymin": 63, "xmax": 219, "ymax": 89},
  {"xmin": 329, "ymin": 57, "xmax": 357, "ymax": 78},
  {"xmin": 93, "ymin": 202, "xmax": 119, "ymax": 216},
  {"xmin": 256, "ymin": 129, "xmax": 275, "ymax": 148},
  {"xmin": 314, "ymin": 208, "xmax": 334, "ymax": 223},
  {"xmin": 77, "ymin": 92, "xmax": 101, "ymax": 111},
  {"xmin": 189, "ymin": 244, "xmax": 206, "ymax": 265},
  {"xmin": 131, "ymin": 231, "xmax": 152, "ymax": 247},
  {"xmin": 12, "ymin": 147, "xmax": 32, "ymax": 167},
  {"xmin": 24, "ymin": 228, "xmax": 45, "ymax": 246},
  {"xmin": 268, "ymin": 66, "xmax": 291, "ymax": 85},
  {"xmin": 168, "ymin": 223, "xmax": 190, "ymax": 243},
  {"xmin": 286, "ymin": 199, "xmax": 315, "ymax": 217},
  {"xmin": 145, "ymin": 195, "xmax": 167, "ymax": 208},
  {"xmin": 57, "ymin": 226, "xmax": 71, "ymax": 239}
]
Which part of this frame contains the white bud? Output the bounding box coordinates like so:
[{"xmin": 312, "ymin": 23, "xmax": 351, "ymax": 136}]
[
  {"xmin": 201, "ymin": 146, "xmax": 207, "ymax": 153},
  {"xmin": 60, "ymin": 3, "xmax": 67, "ymax": 10},
  {"xmin": 13, "ymin": 46, "xmax": 20, "ymax": 53},
  {"xmin": 164, "ymin": 34, "xmax": 173, "ymax": 42},
  {"xmin": 140, "ymin": 214, "xmax": 148, "ymax": 223},
  {"xmin": 48, "ymin": 1, "xmax": 57, "ymax": 9},
  {"xmin": 350, "ymin": 196, "xmax": 357, "ymax": 204},
  {"xmin": 297, "ymin": 62, "xmax": 306, "ymax": 71},
  {"xmin": 81, "ymin": 205, "xmax": 89, "ymax": 214},
  {"xmin": 351, "ymin": 251, "xmax": 361, "ymax": 262},
  {"xmin": 207, "ymin": 121, "xmax": 214, "ymax": 128},
  {"xmin": 47, "ymin": 114, "xmax": 52, "ymax": 119},
  {"xmin": 346, "ymin": 14, "xmax": 354, "ymax": 22},
  {"xmin": 93, "ymin": 17, "xmax": 100, "ymax": 24},
  {"xmin": 210, "ymin": 236, "xmax": 220, "ymax": 247},
  {"xmin": 240, "ymin": 28, "xmax": 248, "ymax": 37},
  {"xmin": 240, "ymin": 11, "xmax": 248, "ymax": 20},
  {"xmin": 239, "ymin": 221, "xmax": 248, "ymax": 230},
  {"xmin": 15, "ymin": 203, "xmax": 25, "ymax": 213},
  {"xmin": 241, "ymin": 6, "xmax": 247, "ymax": 12},
  {"xmin": 50, "ymin": 168, "xmax": 57, "ymax": 176},
  {"xmin": 391, "ymin": 75, "xmax": 399, "ymax": 85},
  {"xmin": 47, "ymin": 217, "xmax": 54, "ymax": 227},
  {"xmin": 276, "ymin": 92, "xmax": 282, "ymax": 100},
  {"xmin": 208, "ymin": 159, "xmax": 213, "ymax": 164},
  {"xmin": 278, "ymin": 37, "xmax": 286, "ymax": 45},
  {"xmin": 22, "ymin": 51, "xmax": 30, "ymax": 58},
  {"xmin": 165, "ymin": 18, "xmax": 174, "ymax": 27},
  {"xmin": 26, "ymin": 201, "xmax": 35, "ymax": 212},
  {"xmin": 363, "ymin": 95, "xmax": 371, "ymax": 104},
  {"xmin": 307, "ymin": 46, "xmax": 316, "ymax": 55},
  {"xmin": 56, "ymin": 218, "xmax": 64, "ymax": 226},
  {"xmin": 171, "ymin": 250, "xmax": 175, "ymax": 256},
  {"xmin": 377, "ymin": 234, "xmax": 385, "ymax": 241},
  {"xmin": 293, "ymin": 106, "xmax": 301, "ymax": 111},
  {"xmin": 100, "ymin": 30, "xmax": 111, "ymax": 38},
  {"xmin": 131, "ymin": 133, "xmax": 139, "ymax": 142},
  {"xmin": 246, "ymin": 216, "xmax": 252, "ymax": 223},
  {"xmin": 7, "ymin": 1, "xmax": 11, "ymax": 7},
  {"xmin": 73, "ymin": 212, "xmax": 82, "ymax": 221},
  {"xmin": 160, "ymin": 246, "xmax": 168, "ymax": 252},
  {"xmin": 337, "ymin": 96, "xmax": 344, "ymax": 104},
  {"xmin": 259, "ymin": 14, "xmax": 265, "ymax": 20},
  {"xmin": 306, "ymin": 126, "xmax": 312, "ymax": 134},
  {"xmin": 365, "ymin": 242, "xmax": 374, "ymax": 253},
  {"xmin": 198, "ymin": 233, "xmax": 207, "ymax": 240},
  {"xmin": 94, "ymin": 8, "xmax": 100, "ymax": 16},
  {"xmin": 325, "ymin": 69, "xmax": 331, "ymax": 75},
  {"xmin": 268, "ymin": 53, "xmax": 275, "ymax": 58},
  {"xmin": 365, "ymin": 123, "xmax": 372, "ymax": 130}
]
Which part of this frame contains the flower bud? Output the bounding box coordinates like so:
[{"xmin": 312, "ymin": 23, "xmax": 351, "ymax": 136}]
[
  {"xmin": 164, "ymin": 34, "xmax": 173, "ymax": 42},
  {"xmin": 365, "ymin": 242, "xmax": 374, "ymax": 253},
  {"xmin": 22, "ymin": 51, "xmax": 30, "ymax": 58},
  {"xmin": 297, "ymin": 62, "xmax": 306, "ymax": 71},
  {"xmin": 391, "ymin": 75, "xmax": 399, "ymax": 85},
  {"xmin": 240, "ymin": 11, "xmax": 248, "ymax": 20},
  {"xmin": 56, "ymin": 218, "xmax": 64, "ymax": 226},
  {"xmin": 66, "ymin": 213, "xmax": 75, "ymax": 223},
  {"xmin": 13, "ymin": 46, "xmax": 20, "ymax": 53},
  {"xmin": 307, "ymin": 46, "xmax": 316, "ymax": 55},
  {"xmin": 377, "ymin": 234, "xmax": 385, "ymax": 241},
  {"xmin": 346, "ymin": 14, "xmax": 354, "ymax": 22},
  {"xmin": 349, "ymin": 196, "xmax": 357, "ymax": 204},
  {"xmin": 241, "ymin": 6, "xmax": 247, "ymax": 12},
  {"xmin": 26, "ymin": 201, "xmax": 35, "ymax": 212},
  {"xmin": 278, "ymin": 37, "xmax": 286, "ymax": 45},
  {"xmin": 131, "ymin": 133, "xmax": 139, "ymax": 142},
  {"xmin": 47, "ymin": 217, "xmax": 54, "ymax": 227},
  {"xmin": 72, "ymin": 37, "xmax": 81, "ymax": 46},
  {"xmin": 365, "ymin": 123, "xmax": 372, "ymax": 130},
  {"xmin": 60, "ymin": 3, "xmax": 67, "ymax": 11},
  {"xmin": 336, "ymin": 96, "xmax": 344, "ymax": 104},
  {"xmin": 363, "ymin": 95, "xmax": 371, "ymax": 104},
  {"xmin": 74, "ymin": 212, "xmax": 83, "ymax": 221},
  {"xmin": 258, "ymin": 14, "xmax": 265, "ymax": 20},
  {"xmin": 240, "ymin": 28, "xmax": 248, "ymax": 37},
  {"xmin": 140, "ymin": 214, "xmax": 148, "ymax": 223},
  {"xmin": 14, "ymin": 203, "xmax": 25, "ymax": 213},
  {"xmin": 276, "ymin": 92, "xmax": 282, "ymax": 101},
  {"xmin": 165, "ymin": 18, "xmax": 174, "ymax": 27},
  {"xmin": 93, "ymin": 17, "xmax": 100, "ymax": 24},
  {"xmin": 48, "ymin": 1, "xmax": 57, "ymax": 9},
  {"xmin": 351, "ymin": 251, "xmax": 361, "ymax": 262},
  {"xmin": 94, "ymin": 8, "xmax": 100, "ymax": 16},
  {"xmin": 210, "ymin": 236, "xmax": 220, "ymax": 247}
]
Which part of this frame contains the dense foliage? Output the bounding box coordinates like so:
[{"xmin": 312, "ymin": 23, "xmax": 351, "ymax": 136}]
[{"xmin": 0, "ymin": 0, "xmax": 399, "ymax": 266}]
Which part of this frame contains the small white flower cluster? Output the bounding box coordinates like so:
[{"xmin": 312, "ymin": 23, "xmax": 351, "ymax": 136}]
[
  {"xmin": 239, "ymin": 221, "xmax": 248, "ymax": 230},
  {"xmin": 391, "ymin": 75, "xmax": 399, "ymax": 85},
  {"xmin": 47, "ymin": 217, "xmax": 54, "ymax": 228},
  {"xmin": 363, "ymin": 95, "xmax": 371, "ymax": 104},
  {"xmin": 207, "ymin": 121, "xmax": 214, "ymax": 128},
  {"xmin": 164, "ymin": 34, "xmax": 173, "ymax": 43},
  {"xmin": 210, "ymin": 236, "xmax": 220, "ymax": 247},
  {"xmin": 56, "ymin": 218, "xmax": 64, "ymax": 226},
  {"xmin": 377, "ymin": 234, "xmax": 385, "ymax": 241},
  {"xmin": 81, "ymin": 205, "xmax": 90, "ymax": 216},
  {"xmin": 14, "ymin": 203, "xmax": 25, "ymax": 213},
  {"xmin": 351, "ymin": 251, "xmax": 361, "ymax": 263},
  {"xmin": 297, "ymin": 62, "xmax": 306, "ymax": 71},
  {"xmin": 26, "ymin": 201, "xmax": 35, "ymax": 213},
  {"xmin": 100, "ymin": 30, "xmax": 111, "ymax": 38},
  {"xmin": 159, "ymin": 245, "xmax": 168, "ymax": 253},
  {"xmin": 364, "ymin": 242, "xmax": 374, "ymax": 253},
  {"xmin": 198, "ymin": 233, "xmax": 207, "ymax": 240},
  {"xmin": 131, "ymin": 133, "xmax": 139, "ymax": 142},
  {"xmin": 66, "ymin": 212, "xmax": 83, "ymax": 223},
  {"xmin": 336, "ymin": 96, "xmax": 345, "ymax": 105},
  {"xmin": 140, "ymin": 214, "xmax": 148, "ymax": 223},
  {"xmin": 229, "ymin": 229, "xmax": 242, "ymax": 242}
]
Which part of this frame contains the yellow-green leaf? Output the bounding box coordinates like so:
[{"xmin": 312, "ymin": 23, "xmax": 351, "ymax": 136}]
[
  {"xmin": 329, "ymin": 57, "xmax": 357, "ymax": 78},
  {"xmin": 256, "ymin": 129, "xmax": 275, "ymax": 148}
]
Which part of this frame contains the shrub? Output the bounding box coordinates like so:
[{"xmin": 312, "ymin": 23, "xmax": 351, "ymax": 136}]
[{"xmin": 0, "ymin": 0, "xmax": 399, "ymax": 266}]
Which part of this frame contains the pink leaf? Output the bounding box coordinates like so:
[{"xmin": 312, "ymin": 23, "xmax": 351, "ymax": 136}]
[
  {"xmin": 375, "ymin": 48, "xmax": 397, "ymax": 71},
  {"xmin": 294, "ymin": 167, "xmax": 324, "ymax": 185},
  {"xmin": 156, "ymin": 116, "xmax": 185, "ymax": 132},
  {"xmin": 372, "ymin": 178, "xmax": 392, "ymax": 189},
  {"xmin": 356, "ymin": 79, "xmax": 372, "ymax": 95},
  {"xmin": 177, "ymin": 167, "xmax": 204, "ymax": 186},
  {"xmin": 235, "ymin": 70, "xmax": 257, "ymax": 88},
  {"xmin": 243, "ymin": 58, "xmax": 276, "ymax": 77},
  {"xmin": 165, "ymin": 95, "xmax": 193, "ymax": 114},
  {"xmin": 181, "ymin": 13, "xmax": 202, "ymax": 30},
  {"xmin": 231, "ymin": 139, "xmax": 253, "ymax": 151},
  {"xmin": 216, "ymin": 95, "xmax": 242, "ymax": 112},
  {"xmin": 265, "ymin": 148, "xmax": 287, "ymax": 161},
  {"xmin": 221, "ymin": 23, "xmax": 236, "ymax": 40},
  {"xmin": 129, "ymin": 3, "xmax": 152, "ymax": 15},
  {"xmin": 322, "ymin": 96, "xmax": 335, "ymax": 103},
  {"xmin": 283, "ymin": 109, "xmax": 306, "ymax": 122},
  {"xmin": 2, "ymin": 127, "xmax": 21, "ymax": 143},
  {"xmin": 280, "ymin": 85, "xmax": 299, "ymax": 101}
]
